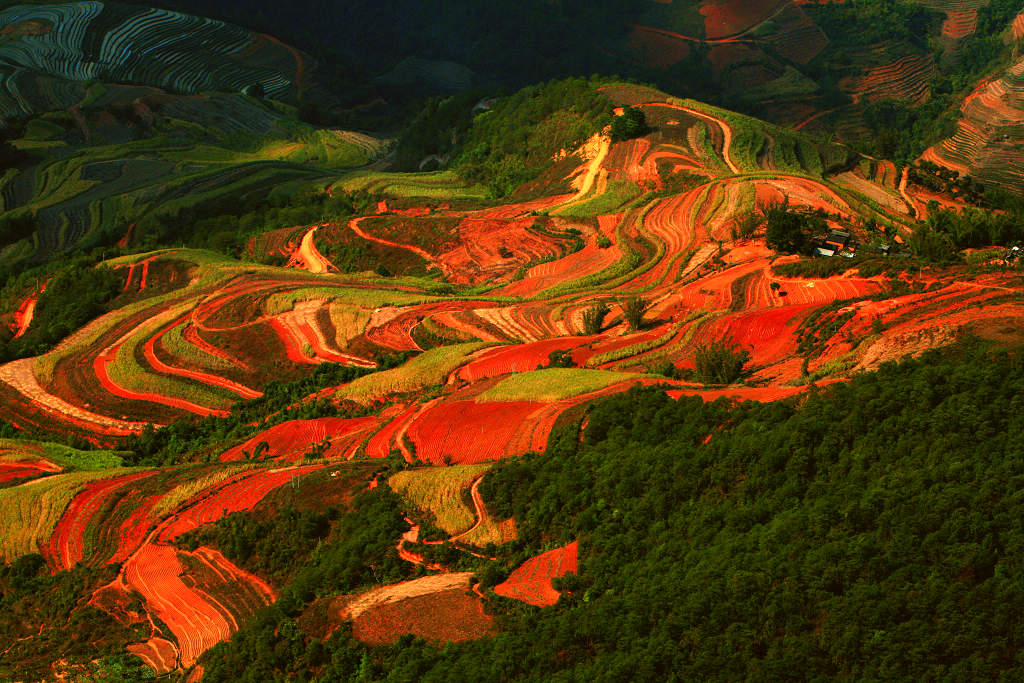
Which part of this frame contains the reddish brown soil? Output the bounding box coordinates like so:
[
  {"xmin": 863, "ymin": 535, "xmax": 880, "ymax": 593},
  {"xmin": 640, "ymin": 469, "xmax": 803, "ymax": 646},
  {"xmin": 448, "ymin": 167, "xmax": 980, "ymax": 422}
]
[
  {"xmin": 364, "ymin": 403, "xmax": 419, "ymax": 459},
  {"xmin": 218, "ymin": 417, "xmax": 379, "ymax": 462},
  {"xmin": 157, "ymin": 465, "xmax": 324, "ymax": 542},
  {"xmin": 122, "ymin": 543, "xmax": 275, "ymax": 668},
  {"xmin": 10, "ymin": 278, "xmax": 48, "ymax": 339},
  {"xmin": 454, "ymin": 337, "xmax": 596, "ymax": 382},
  {"xmin": 93, "ymin": 337, "xmax": 227, "ymax": 418},
  {"xmin": 0, "ymin": 462, "xmax": 54, "ymax": 486},
  {"xmin": 352, "ymin": 587, "xmax": 493, "ymax": 646},
  {"xmin": 701, "ymin": 0, "xmax": 788, "ymax": 40},
  {"xmin": 147, "ymin": 317, "xmax": 262, "ymax": 400},
  {"xmin": 626, "ymin": 25, "xmax": 692, "ymax": 68},
  {"xmin": 127, "ymin": 637, "xmax": 178, "ymax": 675},
  {"xmin": 406, "ymin": 400, "xmax": 547, "ymax": 464},
  {"xmin": 494, "ymin": 540, "xmax": 578, "ymax": 607},
  {"xmin": 44, "ymin": 470, "xmax": 156, "ymax": 571}
]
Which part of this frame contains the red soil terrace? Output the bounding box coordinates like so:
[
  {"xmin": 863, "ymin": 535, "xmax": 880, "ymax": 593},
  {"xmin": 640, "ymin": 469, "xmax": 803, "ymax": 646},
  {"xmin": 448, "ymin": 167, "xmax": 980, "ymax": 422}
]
[
  {"xmin": 405, "ymin": 400, "xmax": 548, "ymax": 465},
  {"xmin": 494, "ymin": 540, "xmax": 579, "ymax": 607},
  {"xmin": 219, "ymin": 417, "xmax": 379, "ymax": 462}
]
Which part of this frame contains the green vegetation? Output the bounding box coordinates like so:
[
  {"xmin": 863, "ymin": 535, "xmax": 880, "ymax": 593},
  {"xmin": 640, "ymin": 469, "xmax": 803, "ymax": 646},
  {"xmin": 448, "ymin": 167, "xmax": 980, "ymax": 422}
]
[
  {"xmin": 179, "ymin": 506, "xmax": 340, "ymax": 585},
  {"xmin": 0, "ymin": 470, "xmax": 136, "ymax": 561},
  {"xmin": 807, "ymin": 0, "xmax": 1024, "ymax": 161},
  {"xmin": 124, "ymin": 355, "xmax": 411, "ymax": 466},
  {"xmin": 0, "ymin": 559, "xmax": 144, "ymax": 681},
  {"xmin": 582, "ymin": 300, "xmax": 611, "ymax": 334},
  {"xmin": 389, "ymin": 464, "xmax": 491, "ymax": 535},
  {"xmin": 810, "ymin": 1, "xmax": 940, "ymax": 51},
  {"xmin": 135, "ymin": 183, "xmax": 373, "ymax": 256},
  {"xmin": 555, "ymin": 180, "xmax": 642, "ymax": 217},
  {"xmin": 586, "ymin": 323, "xmax": 681, "ymax": 369},
  {"xmin": 609, "ymin": 106, "xmax": 648, "ymax": 142},
  {"xmin": 764, "ymin": 203, "xmax": 826, "ymax": 255},
  {"xmin": 337, "ymin": 342, "xmax": 492, "ymax": 402},
  {"xmin": 916, "ymin": 207, "xmax": 1024, "ymax": 259},
  {"xmin": 773, "ymin": 255, "xmax": 916, "ymax": 280},
  {"xmin": 455, "ymin": 78, "xmax": 612, "ymax": 197},
  {"xmin": 199, "ymin": 486, "xmax": 411, "ymax": 680},
  {"xmin": 621, "ymin": 296, "xmax": 647, "ymax": 330},
  {"xmin": 0, "ymin": 255, "xmax": 122, "ymax": 362},
  {"xmin": 198, "ymin": 343, "xmax": 1024, "ymax": 680},
  {"xmin": 475, "ymin": 368, "xmax": 647, "ymax": 402},
  {"xmin": 693, "ymin": 339, "xmax": 751, "ymax": 385},
  {"xmin": 0, "ymin": 440, "xmax": 125, "ymax": 472}
]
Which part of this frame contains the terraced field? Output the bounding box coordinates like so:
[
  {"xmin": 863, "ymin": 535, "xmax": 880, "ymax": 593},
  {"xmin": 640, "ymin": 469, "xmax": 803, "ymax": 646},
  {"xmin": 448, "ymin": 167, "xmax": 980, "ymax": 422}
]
[
  {"xmin": 0, "ymin": 4, "xmax": 386, "ymax": 263},
  {"xmin": 0, "ymin": 1, "xmax": 308, "ymax": 122},
  {"xmin": 4, "ymin": 78, "xmax": 1024, "ymax": 677},
  {"xmin": 922, "ymin": 50, "xmax": 1024, "ymax": 193}
]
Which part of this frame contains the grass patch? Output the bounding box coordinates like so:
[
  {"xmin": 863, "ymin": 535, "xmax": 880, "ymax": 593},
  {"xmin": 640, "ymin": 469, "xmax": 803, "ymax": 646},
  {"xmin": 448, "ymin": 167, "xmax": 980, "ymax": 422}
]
[
  {"xmin": 389, "ymin": 464, "xmax": 490, "ymax": 535},
  {"xmin": 337, "ymin": 342, "xmax": 495, "ymax": 402},
  {"xmin": 556, "ymin": 180, "xmax": 642, "ymax": 218},
  {"xmin": 476, "ymin": 368, "xmax": 651, "ymax": 402}
]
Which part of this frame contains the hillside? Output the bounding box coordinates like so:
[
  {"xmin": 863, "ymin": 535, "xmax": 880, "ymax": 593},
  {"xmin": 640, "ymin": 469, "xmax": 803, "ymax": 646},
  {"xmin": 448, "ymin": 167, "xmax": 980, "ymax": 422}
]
[
  {"xmin": 0, "ymin": 2, "xmax": 391, "ymax": 271},
  {"xmin": 1, "ymin": 69, "xmax": 1023, "ymax": 679},
  {"xmin": 101, "ymin": 0, "xmax": 1020, "ymax": 179}
]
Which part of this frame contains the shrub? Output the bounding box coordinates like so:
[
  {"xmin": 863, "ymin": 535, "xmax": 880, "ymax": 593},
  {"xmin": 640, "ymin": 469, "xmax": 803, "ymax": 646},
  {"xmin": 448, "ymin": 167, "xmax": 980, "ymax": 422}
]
[{"xmin": 547, "ymin": 349, "xmax": 575, "ymax": 368}]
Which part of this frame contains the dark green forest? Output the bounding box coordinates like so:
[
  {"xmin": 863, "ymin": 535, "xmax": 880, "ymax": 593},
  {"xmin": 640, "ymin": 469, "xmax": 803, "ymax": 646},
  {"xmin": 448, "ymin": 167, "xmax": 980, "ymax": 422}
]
[{"xmin": 196, "ymin": 341, "xmax": 1024, "ymax": 681}]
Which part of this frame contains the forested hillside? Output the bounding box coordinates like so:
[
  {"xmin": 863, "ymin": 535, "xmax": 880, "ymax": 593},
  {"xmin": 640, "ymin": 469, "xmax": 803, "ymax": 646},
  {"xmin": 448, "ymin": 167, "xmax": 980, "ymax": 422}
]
[{"xmin": 199, "ymin": 342, "xmax": 1024, "ymax": 680}]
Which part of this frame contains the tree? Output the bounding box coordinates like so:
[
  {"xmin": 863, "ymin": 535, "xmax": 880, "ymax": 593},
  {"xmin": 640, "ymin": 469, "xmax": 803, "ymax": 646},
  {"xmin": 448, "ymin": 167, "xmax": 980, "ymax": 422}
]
[
  {"xmin": 694, "ymin": 340, "xmax": 751, "ymax": 384},
  {"xmin": 582, "ymin": 301, "xmax": 610, "ymax": 335},
  {"xmin": 764, "ymin": 205, "xmax": 822, "ymax": 255},
  {"xmin": 547, "ymin": 349, "xmax": 575, "ymax": 368},
  {"xmin": 621, "ymin": 296, "xmax": 647, "ymax": 330},
  {"xmin": 610, "ymin": 106, "xmax": 648, "ymax": 142}
]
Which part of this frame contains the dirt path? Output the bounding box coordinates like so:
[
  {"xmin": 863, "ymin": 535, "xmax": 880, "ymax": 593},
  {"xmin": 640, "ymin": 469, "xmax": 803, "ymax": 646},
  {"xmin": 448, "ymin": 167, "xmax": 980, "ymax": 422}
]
[
  {"xmin": 11, "ymin": 278, "xmax": 49, "ymax": 339},
  {"xmin": 395, "ymin": 517, "xmax": 445, "ymax": 570},
  {"xmin": 349, "ymin": 216, "xmax": 438, "ymax": 265},
  {"xmin": 793, "ymin": 106, "xmax": 841, "ymax": 132},
  {"xmin": 449, "ymin": 476, "xmax": 488, "ymax": 543},
  {"xmin": 553, "ymin": 134, "xmax": 611, "ymax": 211},
  {"xmin": 898, "ymin": 166, "xmax": 917, "ymax": 219},
  {"xmin": 11, "ymin": 296, "xmax": 39, "ymax": 339},
  {"xmin": 288, "ymin": 225, "xmax": 336, "ymax": 274},
  {"xmin": 338, "ymin": 573, "xmax": 474, "ymax": 620}
]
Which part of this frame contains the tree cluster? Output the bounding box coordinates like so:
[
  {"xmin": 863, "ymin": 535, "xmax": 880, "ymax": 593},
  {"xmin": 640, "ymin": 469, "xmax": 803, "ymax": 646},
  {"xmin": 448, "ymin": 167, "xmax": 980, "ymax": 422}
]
[{"xmin": 763, "ymin": 203, "xmax": 826, "ymax": 255}]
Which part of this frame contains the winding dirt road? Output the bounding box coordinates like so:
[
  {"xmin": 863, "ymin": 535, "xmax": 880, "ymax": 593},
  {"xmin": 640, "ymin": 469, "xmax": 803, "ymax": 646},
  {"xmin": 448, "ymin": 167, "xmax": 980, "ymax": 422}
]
[
  {"xmin": 289, "ymin": 225, "xmax": 336, "ymax": 274},
  {"xmin": 449, "ymin": 475, "xmax": 488, "ymax": 543},
  {"xmin": 898, "ymin": 166, "xmax": 917, "ymax": 219}
]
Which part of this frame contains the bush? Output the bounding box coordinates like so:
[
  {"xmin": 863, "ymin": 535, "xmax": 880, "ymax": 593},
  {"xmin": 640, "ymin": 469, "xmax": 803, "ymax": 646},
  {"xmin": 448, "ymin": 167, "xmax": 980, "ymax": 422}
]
[{"xmin": 547, "ymin": 349, "xmax": 575, "ymax": 368}]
